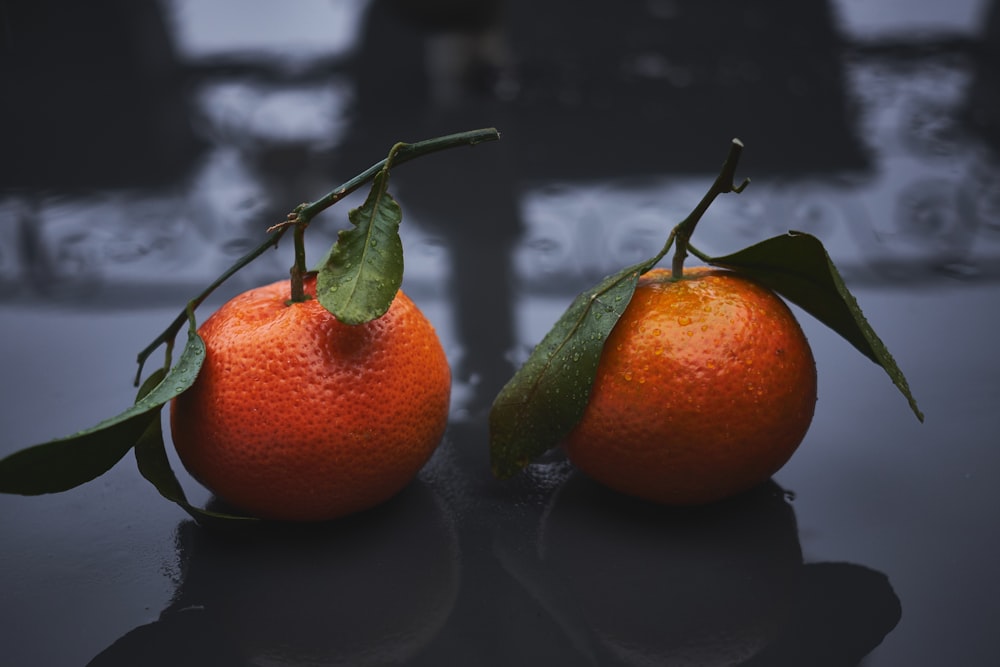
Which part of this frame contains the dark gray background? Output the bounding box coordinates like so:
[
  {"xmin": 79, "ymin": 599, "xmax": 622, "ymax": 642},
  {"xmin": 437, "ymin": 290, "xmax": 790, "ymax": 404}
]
[{"xmin": 2, "ymin": 1, "xmax": 999, "ymax": 665}]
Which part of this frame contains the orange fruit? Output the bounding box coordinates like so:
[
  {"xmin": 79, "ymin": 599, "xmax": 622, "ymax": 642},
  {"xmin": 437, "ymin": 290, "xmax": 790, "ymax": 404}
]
[
  {"xmin": 563, "ymin": 266, "xmax": 817, "ymax": 505},
  {"xmin": 169, "ymin": 275, "xmax": 451, "ymax": 522}
]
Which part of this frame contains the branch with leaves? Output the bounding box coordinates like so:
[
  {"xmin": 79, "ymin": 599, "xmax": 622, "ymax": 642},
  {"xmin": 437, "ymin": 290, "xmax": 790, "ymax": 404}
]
[
  {"xmin": 489, "ymin": 139, "xmax": 923, "ymax": 480},
  {"xmin": 0, "ymin": 128, "xmax": 501, "ymax": 526}
]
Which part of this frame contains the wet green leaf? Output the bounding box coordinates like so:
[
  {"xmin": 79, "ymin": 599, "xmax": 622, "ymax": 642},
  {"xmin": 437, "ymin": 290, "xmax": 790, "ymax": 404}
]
[
  {"xmin": 134, "ymin": 404, "xmax": 258, "ymax": 526},
  {"xmin": 317, "ymin": 168, "xmax": 404, "ymax": 325},
  {"xmin": 0, "ymin": 329, "xmax": 207, "ymax": 495},
  {"xmin": 708, "ymin": 230, "xmax": 924, "ymax": 421},
  {"xmin": 489, "ymin": 258, "xmax": 657, "ymax": 478}
]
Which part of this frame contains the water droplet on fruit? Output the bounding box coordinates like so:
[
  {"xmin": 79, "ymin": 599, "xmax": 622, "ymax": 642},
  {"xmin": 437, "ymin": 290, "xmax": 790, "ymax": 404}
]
[{"xmin": 623, "ymin": 372, "xmax": 633, "ymax": 381}]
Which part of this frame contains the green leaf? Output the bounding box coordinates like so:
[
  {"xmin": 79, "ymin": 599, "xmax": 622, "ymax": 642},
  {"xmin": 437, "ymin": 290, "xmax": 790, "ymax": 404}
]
[
  {"xmin": 0, "ymin": 328, "xmax": 207, "ymax": 495},
  {"xmin": 317, "ymin": 167, "xmax": 404, "ymax": 325},
  {"xmin": 708, "ymin": 231, "xmax": 924, "ymax": 422},
  {"xmin": 134, "ymin": 404, "xmax": 258, "ymax": 526},
  {"xmin": 488, "ymin": 139, "xmax": 752, "ymax": 478},
  {"xmin": 489, "ymin": 258, "xmax": 658, "ymax": 478}
]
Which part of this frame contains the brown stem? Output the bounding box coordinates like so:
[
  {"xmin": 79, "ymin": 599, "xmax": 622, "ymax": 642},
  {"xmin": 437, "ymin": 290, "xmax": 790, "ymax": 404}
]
[
  {"xmin": 288, "ymin": 214, "xmax": 311, "ymax": 304},
  {"xmin": 669, "ymin": 138, "xmax": 750, "ymax": 279}
]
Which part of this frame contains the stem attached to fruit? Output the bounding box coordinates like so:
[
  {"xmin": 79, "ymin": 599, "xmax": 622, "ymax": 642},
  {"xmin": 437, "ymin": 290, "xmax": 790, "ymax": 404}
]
[
  {"xmin": 136, "ymin": 127, "xmax": 501, "ymax": 384},
  {"xmin": 669, "ymin": 138, "xmax": 750, "ymax": 279},
  {"xmin": 280, "ymin": 129, "xmax": 498, "ymax": 303},
  {"xmin": 288, "ymin": 210, "xmax": 311, "ymax": 304}
]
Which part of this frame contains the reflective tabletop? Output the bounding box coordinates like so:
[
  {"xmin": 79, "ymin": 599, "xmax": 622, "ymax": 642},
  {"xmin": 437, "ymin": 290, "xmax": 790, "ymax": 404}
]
[{"xmin": 2, "ymin": 1, "xmax": 999, "ymax": 665}]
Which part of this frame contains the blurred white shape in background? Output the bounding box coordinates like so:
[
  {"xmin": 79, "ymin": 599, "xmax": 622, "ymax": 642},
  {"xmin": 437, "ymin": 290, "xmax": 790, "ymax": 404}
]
[
  {"xmin": 830, "ymin": 0, "xmax": 991, "ymax": 39},
  {"xmin": 161, "ymin": 0, "xmax": 372, "ymax": 69}
]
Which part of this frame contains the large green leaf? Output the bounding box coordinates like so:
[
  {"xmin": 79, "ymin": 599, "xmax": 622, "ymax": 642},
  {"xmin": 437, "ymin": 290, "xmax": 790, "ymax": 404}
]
[
  {"xmin": 0, "ymin": 329, "xmax": 206, "ymax": 495},
  {"xmin": 489, "ymin": 258, "xmax": 658, "ymax": 479},
  {"xmin": 708, "ymin": 231, "xmax": 923, "ymax": 421},
  {"xmin": 317, "ymin": 168, "xmax": 404, "ymax": 325}
]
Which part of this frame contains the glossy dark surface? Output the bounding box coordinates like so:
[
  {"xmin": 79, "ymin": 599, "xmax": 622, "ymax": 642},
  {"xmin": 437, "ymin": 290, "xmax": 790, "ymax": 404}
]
[{"xmin": 2, "ymin": 1, "xmax": 999, "ymax": 665}]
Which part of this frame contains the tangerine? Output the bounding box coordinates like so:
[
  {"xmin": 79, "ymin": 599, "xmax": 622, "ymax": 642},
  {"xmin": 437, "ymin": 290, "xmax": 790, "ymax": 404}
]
[
  {"xmin": 563, "ymin": 266, "xmax": 817, "ymax": 505},
  {"xmin": 169, "ymin": 275, "xmax": 451, "ymax": 522}
]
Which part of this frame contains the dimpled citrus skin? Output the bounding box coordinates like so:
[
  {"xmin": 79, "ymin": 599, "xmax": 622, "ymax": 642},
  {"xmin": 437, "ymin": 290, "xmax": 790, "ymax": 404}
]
[
  {"xmin": 169, "ymin": 275, "xmax": 450, "ymax": 522},
  {"xmin": 563, "ymin": 267, "xmax": 817, "ymax": 505}
]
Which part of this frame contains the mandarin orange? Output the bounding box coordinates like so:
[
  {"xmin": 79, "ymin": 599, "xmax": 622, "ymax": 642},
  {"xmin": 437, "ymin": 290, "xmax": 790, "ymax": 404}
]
[
  {"xmin": 563, "ymin": 266, "xmax": 816, "ymax": 505},
  {"xmin": 169, "ymin": 274, "xmax": 450, "ymax": 521}
]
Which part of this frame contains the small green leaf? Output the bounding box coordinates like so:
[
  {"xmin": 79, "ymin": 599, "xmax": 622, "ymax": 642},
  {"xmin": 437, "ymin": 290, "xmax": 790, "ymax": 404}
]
[
  {"xmin": 708, "ymin": 231, "xmax": 924, "ymax": 422},
  {"xmin": 489, "ymin": 258, "xmax": 657, "ymax": 478},
  {"xmin": 0, "ymin": 329, "xmax": 207, "ymax": 495},
  {"xmin": 134, "ymin": 404, "xmax": 258, "ymax": 526},
  {"xmin": 317, "ymin": 167, "xmax": 404, "ymax": 325}
]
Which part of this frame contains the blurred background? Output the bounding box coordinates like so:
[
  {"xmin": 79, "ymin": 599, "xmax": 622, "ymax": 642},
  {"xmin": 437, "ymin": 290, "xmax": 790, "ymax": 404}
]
[{"xmin": 2, "ymin": 1, "xmax": 998, "ymax": 665}]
